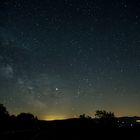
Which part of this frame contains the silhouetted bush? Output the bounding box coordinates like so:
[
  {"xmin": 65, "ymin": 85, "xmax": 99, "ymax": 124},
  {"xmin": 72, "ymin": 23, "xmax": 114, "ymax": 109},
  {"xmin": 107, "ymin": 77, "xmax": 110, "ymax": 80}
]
[
  {"xmin": 95, "ymin": 110, "xmax": 117, "ymax": 127},
  {"xmin": 0, "ymin": 104, "xmax": 9, "ymax": 121},
  {"xmin": 17, "ymin": 113, "xmax": 37, "ymax": 121},
  {"xmin": 95, "ymin": 110, "xmax": 115, "ymax": 119},
  {"xmin": 79, "ymin": 114, "xmax": 92, "ymax": 120}
]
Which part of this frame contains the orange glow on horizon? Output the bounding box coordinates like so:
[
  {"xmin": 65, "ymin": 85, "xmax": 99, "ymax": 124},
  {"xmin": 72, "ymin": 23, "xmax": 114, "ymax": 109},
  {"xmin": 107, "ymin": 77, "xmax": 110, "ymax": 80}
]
[{"xmin": 44, "ymin": 115, "xmax": 67, "ymax": 121}]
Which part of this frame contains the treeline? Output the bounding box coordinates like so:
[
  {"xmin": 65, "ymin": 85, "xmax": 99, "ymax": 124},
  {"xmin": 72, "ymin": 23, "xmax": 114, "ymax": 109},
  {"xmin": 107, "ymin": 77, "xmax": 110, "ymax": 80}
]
[
  {"xmin": 0, "ymin": 103, "xmax": 116, "ymax": 123},
  {"xmin": 0, "ymin": 103, "xmax": 140, "ymax": 131},
  {"xmin": 0, "ymin": 104, "xmax": 37, "ymax": 122}
]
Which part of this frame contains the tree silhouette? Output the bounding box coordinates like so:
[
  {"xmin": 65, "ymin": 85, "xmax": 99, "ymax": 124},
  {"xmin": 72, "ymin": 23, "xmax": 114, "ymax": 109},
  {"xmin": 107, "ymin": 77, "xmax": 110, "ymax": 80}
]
[
  {"xmin": 79, "ymin": 114, "xmax": 86, "ymax": 119},
  {"xmin": 95, "ymin": 110, "xmax": 117, "ymax": 127},
  {"xmin": 79, "ymin": 114, "xmax": 92, "ymax": 119},
  {"xmin": 0, "ymin": 104, "xmax": 9, "ymax": 120},
  {"xmin": 17, "ymin": 113, "xmax": 37, "ymax": 121},
  {"xmin": 95, "ymin": 110, "xmax": 115, "ymax": 119}
]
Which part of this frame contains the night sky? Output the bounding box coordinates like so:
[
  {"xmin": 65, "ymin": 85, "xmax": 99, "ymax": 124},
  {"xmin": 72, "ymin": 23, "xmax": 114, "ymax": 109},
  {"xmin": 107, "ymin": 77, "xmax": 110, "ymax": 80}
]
[{"xmin": 0, "ymin": 0, "xmax": 140, "ymax": 120}]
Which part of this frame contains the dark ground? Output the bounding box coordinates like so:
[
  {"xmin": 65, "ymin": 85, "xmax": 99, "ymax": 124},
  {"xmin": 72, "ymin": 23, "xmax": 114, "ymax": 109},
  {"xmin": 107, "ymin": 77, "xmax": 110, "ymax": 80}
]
[{"xmin": 0, "ymin": 118, "xmax": 140, "ymax": 140}]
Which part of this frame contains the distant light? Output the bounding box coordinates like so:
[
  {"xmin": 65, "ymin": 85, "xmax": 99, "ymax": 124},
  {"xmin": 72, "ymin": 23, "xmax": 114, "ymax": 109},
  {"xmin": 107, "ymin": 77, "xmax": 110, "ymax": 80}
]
[{"xmin": 136, "ymin": 120, "xmax": 140, "ymax": 123}]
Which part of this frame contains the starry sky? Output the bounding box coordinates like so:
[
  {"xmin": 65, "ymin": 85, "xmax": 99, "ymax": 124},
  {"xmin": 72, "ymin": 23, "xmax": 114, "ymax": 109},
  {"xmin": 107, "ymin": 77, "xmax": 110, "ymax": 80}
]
[{"xmin": 0, "ymin": 0, "xmax": 140, "ymax": 120}]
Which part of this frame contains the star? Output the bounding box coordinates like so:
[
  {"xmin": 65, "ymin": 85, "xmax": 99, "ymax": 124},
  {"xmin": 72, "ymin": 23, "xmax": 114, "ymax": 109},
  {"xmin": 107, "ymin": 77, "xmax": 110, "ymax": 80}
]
[{"xmin": 55, "ymin": 88, "xmax": 59, "ymax": 91}]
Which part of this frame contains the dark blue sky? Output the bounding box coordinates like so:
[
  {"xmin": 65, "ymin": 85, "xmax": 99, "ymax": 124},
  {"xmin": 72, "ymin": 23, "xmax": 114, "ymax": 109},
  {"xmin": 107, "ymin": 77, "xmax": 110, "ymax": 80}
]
[{"xmin": 0, "ymin": 0, "xmax": 140, "ymax": 120}]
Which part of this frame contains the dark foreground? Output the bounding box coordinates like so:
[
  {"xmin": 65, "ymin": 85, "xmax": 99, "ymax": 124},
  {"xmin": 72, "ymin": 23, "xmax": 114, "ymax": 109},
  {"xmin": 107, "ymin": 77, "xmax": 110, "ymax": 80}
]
[{"xmin": 0, "ymin": 118, "xmax": 140, "ymax": 140}]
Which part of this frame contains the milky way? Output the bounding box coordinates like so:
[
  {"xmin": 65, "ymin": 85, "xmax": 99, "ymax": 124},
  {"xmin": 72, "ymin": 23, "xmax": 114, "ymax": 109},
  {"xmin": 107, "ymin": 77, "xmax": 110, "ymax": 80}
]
[{"xmin": 0, "ymin": 0, "xmax": 140, "ymax": 119}]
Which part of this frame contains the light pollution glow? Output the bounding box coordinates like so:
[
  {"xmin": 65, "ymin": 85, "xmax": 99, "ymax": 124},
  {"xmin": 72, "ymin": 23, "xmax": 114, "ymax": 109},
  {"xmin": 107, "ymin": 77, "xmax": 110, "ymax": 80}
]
[{"xmin": 44, "ymin": 115, "xmax": 68, "ymax": 121}]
